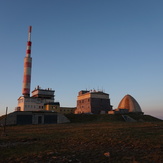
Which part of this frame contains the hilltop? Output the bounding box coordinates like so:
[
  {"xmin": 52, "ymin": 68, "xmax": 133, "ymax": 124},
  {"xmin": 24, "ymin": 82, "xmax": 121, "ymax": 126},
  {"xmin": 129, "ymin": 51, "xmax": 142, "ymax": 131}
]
[{"xmin": 66, "ymin": 113, "xmax": 162, "ymax": 123}]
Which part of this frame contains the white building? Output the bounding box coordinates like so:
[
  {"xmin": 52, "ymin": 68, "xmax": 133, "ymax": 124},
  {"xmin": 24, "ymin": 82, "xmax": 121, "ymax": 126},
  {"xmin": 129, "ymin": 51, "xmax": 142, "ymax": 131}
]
[{"xmin": 16, "ymin": 86, "xmax": 55, "ymax": 111}]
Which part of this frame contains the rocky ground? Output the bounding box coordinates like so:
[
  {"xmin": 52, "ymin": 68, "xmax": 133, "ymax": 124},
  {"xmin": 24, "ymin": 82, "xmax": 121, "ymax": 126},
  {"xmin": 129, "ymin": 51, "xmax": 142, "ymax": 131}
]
[{"xmin": 0, "ymin": 121, "xmax": 163, "ymax": 163}]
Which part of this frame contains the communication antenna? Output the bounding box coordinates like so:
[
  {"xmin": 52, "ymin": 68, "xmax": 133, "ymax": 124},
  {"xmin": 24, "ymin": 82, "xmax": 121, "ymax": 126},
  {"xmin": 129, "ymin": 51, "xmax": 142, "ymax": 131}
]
[{"xmin": 22, "ymin": 26, "xmax": 32, "ymax": 97}]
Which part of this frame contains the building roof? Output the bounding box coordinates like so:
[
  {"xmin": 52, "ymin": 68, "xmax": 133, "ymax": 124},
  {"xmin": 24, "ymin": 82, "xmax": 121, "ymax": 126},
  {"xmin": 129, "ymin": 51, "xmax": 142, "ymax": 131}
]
[
  {"xmin": 117, "ymin": 94, "xmax": 142, "ymax": 112},
  {"xmin": 78, "ymin": 90, "xmax": 109, "ymax": 96}
]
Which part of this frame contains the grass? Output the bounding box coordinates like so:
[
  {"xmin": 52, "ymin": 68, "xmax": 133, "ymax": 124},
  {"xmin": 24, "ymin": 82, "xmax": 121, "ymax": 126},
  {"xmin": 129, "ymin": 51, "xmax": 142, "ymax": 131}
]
[
  {"xmin": 66, "ymin": 113, "xmax": 162, "ymax": 123},
  {"xmin": 0, "ymin": 120, "xmax": 163, "ymax": 163}
]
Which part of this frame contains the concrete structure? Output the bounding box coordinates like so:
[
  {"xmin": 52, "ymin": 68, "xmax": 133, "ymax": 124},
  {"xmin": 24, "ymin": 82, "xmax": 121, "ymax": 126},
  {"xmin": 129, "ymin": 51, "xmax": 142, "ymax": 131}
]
[
  {"xmin": 108, "ymin": 94, "xmax": 143, "ymax": 114},
  {"xmin": 122, "ymin": 115, "xmax": 137, "ymax": 122},
  {"xmin": 32, "ymin": 86, "xmax": 54, "ymax": 99},
  {"xmin": 44, "ymin": 102, "xmax": 76, "ymax": 114},
  {"xmin": 44, "ymin": 102, "xmax": 60, "ymax": 112},
  {"xmin": 60, "ymin": 107, "xmax": 76, "ymax": 114},
  {"xmin": 16, "ymin": 86, "xmax": 55, "ymax": 111},
  {"xmin": 0, "ymin": 111, "xmax": 70, "ymax": 125},
  {"xmin": 22, "ymin": 26, "xmax": 32, "ymax": 97},
  {"xmin": 75, "ymin": 90, "xmax": 112, "ymax": 114}
]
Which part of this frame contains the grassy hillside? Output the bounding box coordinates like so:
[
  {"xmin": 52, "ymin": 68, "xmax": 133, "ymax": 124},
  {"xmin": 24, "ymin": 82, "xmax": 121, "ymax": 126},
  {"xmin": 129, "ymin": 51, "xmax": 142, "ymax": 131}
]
[
  {"xmin": 66, "ymin": 114, "xmax": 124, "ymax": 123},
  {"xmin": 66, "ymin": 113, "xmax": 162, "ymax": 123},
  {"xmin": 0, "ymin": 121, "xmax": 163, "ymax": 163},
  {"xmin": 0, "ymin": 115, "xmax": 6, "ymax": 121}
]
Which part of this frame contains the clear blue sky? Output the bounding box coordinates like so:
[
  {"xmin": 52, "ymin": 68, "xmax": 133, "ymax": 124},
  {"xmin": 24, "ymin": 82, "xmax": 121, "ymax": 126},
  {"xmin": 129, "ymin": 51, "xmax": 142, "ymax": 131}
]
[{"xmin": 0, "ymin": 0, "xmax": 163, "ymax": 119}]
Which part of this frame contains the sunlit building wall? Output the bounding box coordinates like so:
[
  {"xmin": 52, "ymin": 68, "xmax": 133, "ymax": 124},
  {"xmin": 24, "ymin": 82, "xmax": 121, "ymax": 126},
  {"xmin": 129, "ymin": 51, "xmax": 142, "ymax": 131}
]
[
  {"xmin": 16, "ymin": 86, "xmax": 55, "ymax": 111},
  {"xmin": 44, "ymin": 102, "xmax": 76, "ymax": 114},
  {"xmin": 75, "ymin": 90, "xmax": 112, "ymax": 114}
]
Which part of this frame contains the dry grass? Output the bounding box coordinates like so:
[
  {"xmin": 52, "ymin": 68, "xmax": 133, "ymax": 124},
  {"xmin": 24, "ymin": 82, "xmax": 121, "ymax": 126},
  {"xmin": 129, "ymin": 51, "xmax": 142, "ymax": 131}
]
[{"xmin": 0, "ymin": 121, "xmax": 163, "ymax": 163}]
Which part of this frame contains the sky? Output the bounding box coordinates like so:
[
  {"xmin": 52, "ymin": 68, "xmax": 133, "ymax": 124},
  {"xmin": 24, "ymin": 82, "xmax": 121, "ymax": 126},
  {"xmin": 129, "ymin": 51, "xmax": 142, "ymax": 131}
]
[{"xmin": 0, "ymin": 0, "xmax": 163, "ymax": 119}]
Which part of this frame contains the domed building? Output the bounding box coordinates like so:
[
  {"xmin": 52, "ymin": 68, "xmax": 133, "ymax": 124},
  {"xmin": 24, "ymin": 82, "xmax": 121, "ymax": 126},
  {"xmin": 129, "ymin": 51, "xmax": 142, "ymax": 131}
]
[
  {"xmin": 108, "ymin": 94, "xmax": 143, "ymax": 114},
  {"xmin": 118, "ymin": 94, "xmax": 142, "ymax": 113}
]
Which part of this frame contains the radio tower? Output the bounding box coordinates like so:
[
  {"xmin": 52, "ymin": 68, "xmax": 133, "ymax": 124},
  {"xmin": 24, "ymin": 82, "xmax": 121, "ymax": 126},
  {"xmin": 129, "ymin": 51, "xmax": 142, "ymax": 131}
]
[{"xmin": 22, "ymin": 26, "xmax": 32, "ymax": 97}]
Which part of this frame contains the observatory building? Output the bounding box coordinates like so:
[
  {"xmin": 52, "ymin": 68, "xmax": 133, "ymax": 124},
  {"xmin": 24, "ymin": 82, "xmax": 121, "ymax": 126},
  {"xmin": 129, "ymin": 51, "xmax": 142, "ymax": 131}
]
[
  {"xmin": 109, "ymin": 94, "xmax": 143, "ymax": 114},
  {"xmin": 118, "ymin": 94, "xmax": 142, "ymax": 112},
  {"xmin": 75, "ymin": 90, "xmax": 112, "ymax": 114}
]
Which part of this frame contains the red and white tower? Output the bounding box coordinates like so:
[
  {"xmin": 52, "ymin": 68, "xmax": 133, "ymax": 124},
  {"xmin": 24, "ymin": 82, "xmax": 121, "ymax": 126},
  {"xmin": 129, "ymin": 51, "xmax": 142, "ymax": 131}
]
[{"xmin": 22, "ymin": 26, "xmax": 32, "ymax": 97}]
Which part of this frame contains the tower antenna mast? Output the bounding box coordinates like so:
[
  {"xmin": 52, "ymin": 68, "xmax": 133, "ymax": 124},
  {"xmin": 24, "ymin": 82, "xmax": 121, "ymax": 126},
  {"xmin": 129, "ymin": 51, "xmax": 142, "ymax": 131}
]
[{"xmin": 22, "ymin": 26, "xmax": 32, "ymax": 97}]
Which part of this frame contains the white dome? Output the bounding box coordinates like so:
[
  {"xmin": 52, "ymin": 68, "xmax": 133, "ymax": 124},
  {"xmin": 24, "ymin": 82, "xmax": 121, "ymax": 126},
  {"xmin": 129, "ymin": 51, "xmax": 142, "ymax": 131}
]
[{"xmin": 118, "ymin": 94, "xmax": 142, "ymax": 112}]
